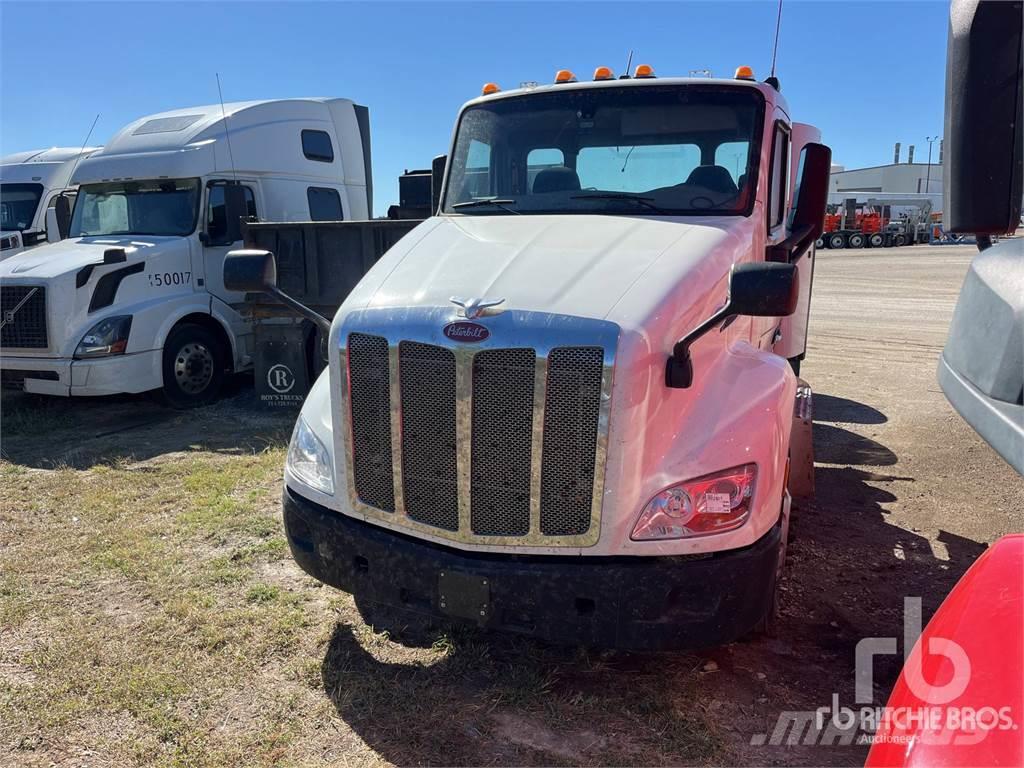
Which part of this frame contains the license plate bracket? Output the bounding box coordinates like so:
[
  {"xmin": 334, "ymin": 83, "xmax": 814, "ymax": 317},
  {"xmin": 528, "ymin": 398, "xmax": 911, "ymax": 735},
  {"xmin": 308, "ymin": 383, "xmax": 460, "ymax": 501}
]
[{"xmin": 438, "ymin": 570, "xmax": 491, "ymax": 624}]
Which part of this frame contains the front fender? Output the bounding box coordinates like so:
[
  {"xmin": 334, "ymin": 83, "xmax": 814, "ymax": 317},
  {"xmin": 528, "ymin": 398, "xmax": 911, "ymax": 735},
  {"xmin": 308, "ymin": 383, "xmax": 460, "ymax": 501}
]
[{"xmin": 601, "ymin": 339, "xmax": 796, "ymax": 556}]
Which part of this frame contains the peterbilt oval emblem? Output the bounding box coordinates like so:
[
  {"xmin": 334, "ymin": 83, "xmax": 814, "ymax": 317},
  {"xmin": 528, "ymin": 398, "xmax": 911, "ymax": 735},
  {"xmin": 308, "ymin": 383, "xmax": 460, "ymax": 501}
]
[{"xmin": 443, "ymin": 321, "xmax": 490, "ymax": 343}]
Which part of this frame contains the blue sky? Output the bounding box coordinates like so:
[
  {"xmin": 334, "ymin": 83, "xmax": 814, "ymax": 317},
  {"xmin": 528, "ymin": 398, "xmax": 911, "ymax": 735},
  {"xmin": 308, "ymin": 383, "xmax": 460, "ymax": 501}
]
[{"xmin": 1, "ymin": 1, "xmax": 949, "ymax": 215}]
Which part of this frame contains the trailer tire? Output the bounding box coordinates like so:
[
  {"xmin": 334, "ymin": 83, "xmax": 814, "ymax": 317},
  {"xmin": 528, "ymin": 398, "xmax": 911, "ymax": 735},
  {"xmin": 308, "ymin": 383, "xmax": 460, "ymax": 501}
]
[
  {"xmin": 161, "ymin": 323, "xmax": 226, "ymax": 409},
  {"xmin": 848, "ymin": 233, "xmax": 865, "ymax": 248},
  {"xmin": 869, "ymin": 233, "xmax": 885, "ymax": 248},
  {"xmin": 814, "ymin": 236, "xmax": 825, "ymax": 249},
  {"xmin": 828, "ymin": 233, "xmax": 846, "ymax": 249}
]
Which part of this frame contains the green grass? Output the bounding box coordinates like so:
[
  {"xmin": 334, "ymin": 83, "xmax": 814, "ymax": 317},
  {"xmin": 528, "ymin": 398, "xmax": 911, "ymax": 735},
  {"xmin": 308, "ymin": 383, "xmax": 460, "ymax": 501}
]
[{"xmin": 0, "ymin": 402, "xmax": 723, "ymax": 767}]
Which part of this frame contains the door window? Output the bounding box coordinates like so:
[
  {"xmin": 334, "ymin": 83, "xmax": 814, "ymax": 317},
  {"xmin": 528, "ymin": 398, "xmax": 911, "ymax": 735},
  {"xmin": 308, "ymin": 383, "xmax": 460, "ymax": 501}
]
[
  {"xmin": 768, "ymin": 124, "xmax": 790, "ymax": 229},
  {"xmin": 206, "ymin": 184, "xmax": 257, "ymax": 245}
]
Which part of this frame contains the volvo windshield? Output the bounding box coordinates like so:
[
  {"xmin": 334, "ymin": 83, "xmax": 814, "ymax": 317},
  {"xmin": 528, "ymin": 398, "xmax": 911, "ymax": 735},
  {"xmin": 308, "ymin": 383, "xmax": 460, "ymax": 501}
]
[
  {"xmin": 69, "ymin": 178, "xmax": 200, "ymax": 237},
  {"xmin": 0, "ymin": 183, "xmax": 44, "ymax": 231},
  {"xmin": 443, "ymin": 85, "xmax": 764, "ymax": 216}
]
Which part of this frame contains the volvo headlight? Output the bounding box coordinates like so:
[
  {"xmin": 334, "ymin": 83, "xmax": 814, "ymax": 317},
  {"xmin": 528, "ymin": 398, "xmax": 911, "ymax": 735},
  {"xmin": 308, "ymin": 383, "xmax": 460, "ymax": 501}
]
[
  {"xmin": 286, "ymin": 415, "xmax": 334, "ymax": 495},
  {"xmin": 74, "ymin": 316, "xmax": 133, "ymax": 359}
]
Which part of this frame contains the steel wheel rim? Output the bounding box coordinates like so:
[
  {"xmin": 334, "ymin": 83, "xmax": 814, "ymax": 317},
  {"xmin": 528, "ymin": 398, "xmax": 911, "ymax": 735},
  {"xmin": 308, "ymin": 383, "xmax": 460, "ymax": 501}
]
[{"xmin": 174, "ymin": 342, "xmax": 215, "ymax": 395}]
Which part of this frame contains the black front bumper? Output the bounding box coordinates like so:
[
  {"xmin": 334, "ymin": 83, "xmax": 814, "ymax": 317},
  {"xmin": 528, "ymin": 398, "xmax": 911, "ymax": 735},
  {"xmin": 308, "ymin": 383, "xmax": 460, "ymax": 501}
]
[{"xmin": 284, "ymin": 486, "xmax": 781, "ymax": 650}]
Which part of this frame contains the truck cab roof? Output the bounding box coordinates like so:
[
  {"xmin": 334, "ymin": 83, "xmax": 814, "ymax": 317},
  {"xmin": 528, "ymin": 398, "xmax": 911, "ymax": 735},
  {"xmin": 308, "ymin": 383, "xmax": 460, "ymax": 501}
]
[
  {"xmin": 0, "ymin": 146, "xmax": 102, "ymax": 185},
  {"xmin": 465, "ymin": 75, "xmax": 789, "ymax": 116},
  {"xmin": 71, "ymin": 97, "xmax": 369, "ymax": 188}
]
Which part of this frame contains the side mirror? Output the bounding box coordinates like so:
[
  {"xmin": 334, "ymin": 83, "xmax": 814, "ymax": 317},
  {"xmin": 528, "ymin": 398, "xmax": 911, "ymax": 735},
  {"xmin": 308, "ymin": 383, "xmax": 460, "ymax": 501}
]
[
  {"xmin": 431, "ymin": 154, "xmax": 447, "ymax": 214},
  {"xmin": 225, "ymin": 249, "xmax": 331, "ymax": 335},
  {"xmin": 223, "ymin": 183, "xmax": 249, "ymax": 244},
  {"xmin": 45, "ymin": 207, "xmax": 61, "ymax": 243},
  {"xmin": 224, "ymin": 249, "xmax": 276, "ymax": 292},
  {"xmin": 944, "ymin": 0, "xmax": 1023, "ymax": 237},
  {"xmin": 769, "ymin": 142, "xmax": 832, "ymax": 262},
  {"xmin": 54, "ymin": 194, "xmax": 72, "ymax": 239},
  {"xmin": 666, "ymin": 262, "xmax": 798, "ymax": 388}
]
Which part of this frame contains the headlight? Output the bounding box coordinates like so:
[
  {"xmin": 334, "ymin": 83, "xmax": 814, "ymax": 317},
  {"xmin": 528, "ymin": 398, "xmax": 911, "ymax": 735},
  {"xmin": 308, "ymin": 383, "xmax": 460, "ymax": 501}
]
[
  {"xmin": 286, "ymin": 415, "xmax": 334, "ymax": 495},
  {"xmin": 631, "ymin": 464, "xmax": 756, "ymax": 541},
  {"xmin": 74, "ymin": 316, "xmax": 132, "ymax": 359}
]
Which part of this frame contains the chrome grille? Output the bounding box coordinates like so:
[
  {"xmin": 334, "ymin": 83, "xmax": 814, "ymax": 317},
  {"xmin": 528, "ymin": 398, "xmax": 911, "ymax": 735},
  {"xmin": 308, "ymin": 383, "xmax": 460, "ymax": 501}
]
[
  {"xmin": 341, "ymin": 312, "xmax": 615, "ymax": 548},
  {"xmin": 470, "ymin": 349, "xmax": 535, "ymax": 536},
  {"xmin": 347, "ymin": 333, "xmax": 395, "ymax": 512},
  {"xmin": 0, "ymin": 286, "xmax": 47, "ymax": 349},
  {"xmin": 399, "ymin": 342, "xmax": 459, "ymax": 531},
  {"xmin": 540, "ymin": 347, "xmax": 604, "ymax": 536}
]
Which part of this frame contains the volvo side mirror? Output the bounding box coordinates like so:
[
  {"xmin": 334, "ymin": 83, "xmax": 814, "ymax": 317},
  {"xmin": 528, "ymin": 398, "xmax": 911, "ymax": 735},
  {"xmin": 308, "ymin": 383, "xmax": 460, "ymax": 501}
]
[
  {"xmin": 944, "ymin": 0, "xmax": 1023, "ymax": 238},
  {"xmin": 45, "ymin": 208, "xmax": 61, "ymax": 244},
  {"xmin": 223, "ymin": 183, "xmax": 248, "ymax": 244},
  {"xmin": 54, "ymin": 194, "xmax": 72, "ymax": 239},
  {"xmin": 225, "ymin": 249, "xmax": 331, "ymax": 335},
  {"xmin": 769, "ymin": 142, "xmax": 832, "ymax": 263},
  {"xmin": 666, "ymin": 262, "xmax": 799, "ymax": 388}
]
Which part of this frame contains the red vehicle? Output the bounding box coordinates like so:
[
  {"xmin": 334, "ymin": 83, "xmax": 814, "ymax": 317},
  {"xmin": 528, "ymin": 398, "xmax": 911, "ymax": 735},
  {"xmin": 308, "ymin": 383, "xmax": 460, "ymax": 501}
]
[
  {"xmin": 865, "ymin": 535, "xmax": 1024, "ymax": 767},
  {"xmin": 867, "ymin": 1, "xmax": 1022, "ymax": 765}
]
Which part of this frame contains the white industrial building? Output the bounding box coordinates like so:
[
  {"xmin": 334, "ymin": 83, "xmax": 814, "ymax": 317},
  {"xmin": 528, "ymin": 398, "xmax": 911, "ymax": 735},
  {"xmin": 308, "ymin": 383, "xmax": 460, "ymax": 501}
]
[{"xmin": 829, "ymin": 162, "xmax": 943, "ymax": 210}]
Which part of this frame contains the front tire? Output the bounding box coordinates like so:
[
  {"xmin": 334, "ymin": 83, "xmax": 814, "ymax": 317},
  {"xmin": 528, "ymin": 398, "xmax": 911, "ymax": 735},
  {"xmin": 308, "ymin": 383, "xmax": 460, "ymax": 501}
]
[{"xmin": 161, "ymin": 323, "xmax": 226, "ymax": 408}]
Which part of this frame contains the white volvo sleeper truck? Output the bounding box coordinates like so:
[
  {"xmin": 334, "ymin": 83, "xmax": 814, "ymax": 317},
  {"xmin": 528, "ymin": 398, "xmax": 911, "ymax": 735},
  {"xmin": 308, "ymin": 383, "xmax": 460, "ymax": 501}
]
[
  {"xmin": 0, "ymin": 98, "xmax": 371, "ymax": 405},
  {"xmin": 227, "ymin": 66, "xmax": 831, "ymax": 648},
  {"xmin": 0, "ymin": 146, "xmax": 101, "ymax": 258}
]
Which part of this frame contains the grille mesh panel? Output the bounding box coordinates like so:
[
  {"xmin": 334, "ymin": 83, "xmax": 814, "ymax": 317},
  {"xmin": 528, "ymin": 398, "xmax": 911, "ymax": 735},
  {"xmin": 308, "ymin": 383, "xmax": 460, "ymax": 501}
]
[
  {"xmin": 470, "ymin": 349, "xmax": 535, "ymax": 536},
  {"xmin": 347, "ymin": 333, "xmax": 395, "ymax": 512},
  {"xmin": 399, "ymin": 342, "xmax": 459, "ymax": 531},
  {"xmin": 0, "ymin": 286, "xmax": 47, "ymax": 349},
  {"xmin": 540, "ymin": 347, "xmax": 604, "ymax": 536}
]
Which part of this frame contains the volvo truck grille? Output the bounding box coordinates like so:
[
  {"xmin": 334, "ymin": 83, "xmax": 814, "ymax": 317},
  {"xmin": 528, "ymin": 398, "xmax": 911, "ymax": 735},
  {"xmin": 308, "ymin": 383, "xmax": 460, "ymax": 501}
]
[
  {"xmin": 0, "ymin": 286, "xmax": 47, "ymax": 349},
  {"xmin": 342, "ymin": 316, "xmax": 615, "ymax": 548}
]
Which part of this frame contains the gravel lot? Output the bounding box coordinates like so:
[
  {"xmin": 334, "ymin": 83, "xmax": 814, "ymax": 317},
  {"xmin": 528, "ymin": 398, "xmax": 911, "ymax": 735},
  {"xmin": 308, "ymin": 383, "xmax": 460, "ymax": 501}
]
[{"xmin": 1, "ymin": 242, "xmax": 1021, "ymax": 767}]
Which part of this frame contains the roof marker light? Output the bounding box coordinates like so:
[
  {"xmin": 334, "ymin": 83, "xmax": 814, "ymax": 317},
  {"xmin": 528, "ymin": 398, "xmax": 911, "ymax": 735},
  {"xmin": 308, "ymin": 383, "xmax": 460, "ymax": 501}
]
[
  {"xmin": 554, "ymin": 69, "xmax": 577, "ymax": 84},
  {"xmin": 735, "ymin": 65, "xmax": 755, "ymax": 80},
  {"xmin": 481, "ymin": 82, "xmax": 501, "ymax": 96},
  {"xmin": 593, "ymin": 66, "xmax": 614, "ymax": 81},
  {"xmin": 634, "ymin": 64, "xmax": 656, "ymax": 79}
]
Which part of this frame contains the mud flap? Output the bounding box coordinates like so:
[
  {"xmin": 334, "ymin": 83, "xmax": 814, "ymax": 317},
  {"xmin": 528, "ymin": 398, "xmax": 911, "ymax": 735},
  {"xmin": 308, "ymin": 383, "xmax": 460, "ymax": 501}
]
[{"xmin": 789, "ymin": 378, "xmax": 814, "ymax": 500}]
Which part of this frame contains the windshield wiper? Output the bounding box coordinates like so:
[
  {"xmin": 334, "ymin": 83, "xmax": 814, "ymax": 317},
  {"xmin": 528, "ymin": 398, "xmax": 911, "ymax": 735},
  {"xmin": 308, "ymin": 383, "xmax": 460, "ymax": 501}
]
[
  {"xmin": 451, "ymin": 198, "xmax": 520, "ymax": 215},
  {"xmin": 570, "ymin": 192, "xmax": 670, "ymax": 214}
]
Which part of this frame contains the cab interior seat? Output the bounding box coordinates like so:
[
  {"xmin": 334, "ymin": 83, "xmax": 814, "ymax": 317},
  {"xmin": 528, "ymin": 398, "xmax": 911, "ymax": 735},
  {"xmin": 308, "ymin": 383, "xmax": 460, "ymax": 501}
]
[{"xmin": 532, "ymin": 166, "xmax": 581, "ymax": 194}]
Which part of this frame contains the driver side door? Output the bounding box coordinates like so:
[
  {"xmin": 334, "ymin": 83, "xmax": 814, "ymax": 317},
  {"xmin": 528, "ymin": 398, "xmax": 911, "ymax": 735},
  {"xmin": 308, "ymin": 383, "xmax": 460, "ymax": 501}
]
[{"xmin": 201, "ymin": 179, "xmax": 258, "ymax": 306}]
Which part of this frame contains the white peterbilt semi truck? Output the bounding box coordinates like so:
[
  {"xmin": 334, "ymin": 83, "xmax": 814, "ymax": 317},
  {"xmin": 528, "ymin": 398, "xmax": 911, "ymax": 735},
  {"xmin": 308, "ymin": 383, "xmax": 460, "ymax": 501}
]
[
  {"xmin": 0, "ymin": 146, "xmax": 101, "ymax": 258},
  {"xmin": 227, "ymin": 65, "xmax": 831, "ymax": 648},
  {"xmin": 0, "ymin": 98, "xmax": 372, "ymax": 404}
]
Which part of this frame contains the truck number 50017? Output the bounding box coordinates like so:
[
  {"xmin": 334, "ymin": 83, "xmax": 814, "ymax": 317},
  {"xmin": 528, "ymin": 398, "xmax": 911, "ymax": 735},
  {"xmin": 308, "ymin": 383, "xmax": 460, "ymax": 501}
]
[{"xmin": 148, "ymin": 271, "xmax": 191, "ymax": 287}]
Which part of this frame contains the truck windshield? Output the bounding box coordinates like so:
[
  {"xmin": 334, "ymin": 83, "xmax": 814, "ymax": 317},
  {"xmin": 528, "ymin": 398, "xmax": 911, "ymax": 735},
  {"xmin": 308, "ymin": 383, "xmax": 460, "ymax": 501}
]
[
  {"xmin": 443, "ymin": 85, "xmax": 764, "ymax": 217},
  {"xmin": 0, "ymin": 183, "xmax": 44, "ymax": 231},
  {"xmin": 69, "ymin": 178, "xmax": 200, "ymax": 237}
]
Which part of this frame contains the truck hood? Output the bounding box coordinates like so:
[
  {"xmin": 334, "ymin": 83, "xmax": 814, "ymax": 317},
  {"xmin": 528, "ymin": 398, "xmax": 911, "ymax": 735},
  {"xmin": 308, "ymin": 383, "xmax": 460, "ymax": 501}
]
[
  {"xmin": 362, "ymin": 215, "xmax": 738, "ymax": 320},
  {"xmin": 0, "ymin": 236, "xmax": 181, "ymax": 279}
]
